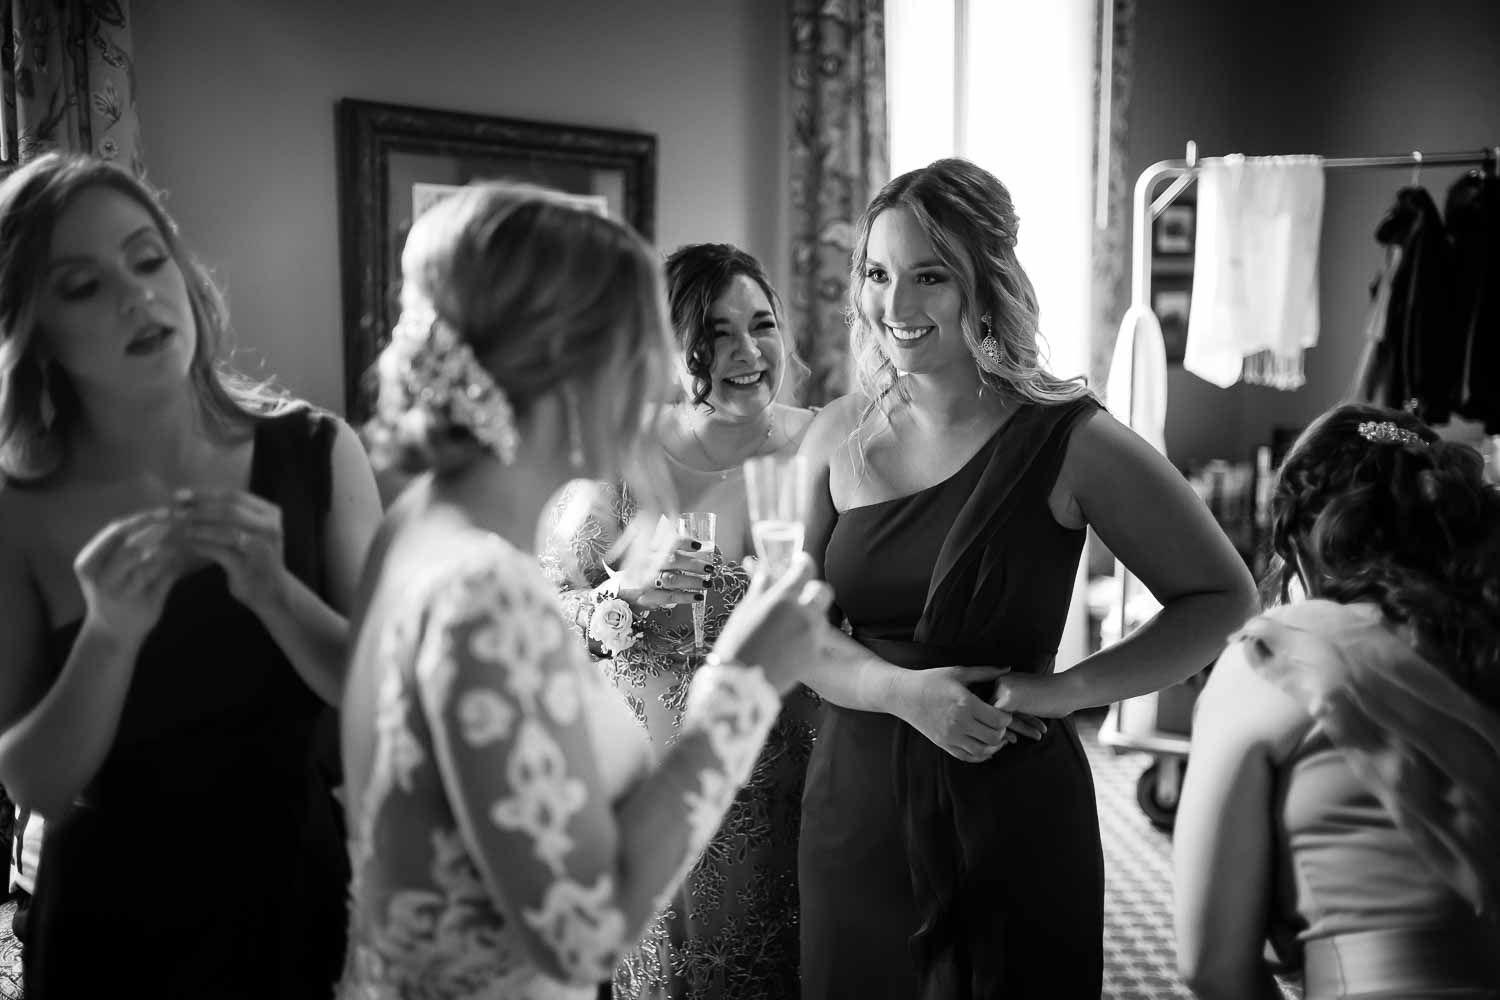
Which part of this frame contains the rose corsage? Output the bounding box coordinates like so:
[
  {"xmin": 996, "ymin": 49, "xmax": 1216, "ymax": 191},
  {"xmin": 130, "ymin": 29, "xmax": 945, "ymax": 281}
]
[{"xmin": 587, "ymin": 582, "xmax": 641, "ymax": 656}]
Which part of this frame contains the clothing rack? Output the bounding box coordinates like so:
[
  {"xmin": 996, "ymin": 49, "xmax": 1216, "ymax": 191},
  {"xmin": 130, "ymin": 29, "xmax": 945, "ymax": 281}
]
[
  {"xmin": 1112, "ymin": 140, "xmax": 1499, "ymax": 644},
  {"xmin": 1129, "ymin": 141, "xmax": 1500, "ymax": 311}
]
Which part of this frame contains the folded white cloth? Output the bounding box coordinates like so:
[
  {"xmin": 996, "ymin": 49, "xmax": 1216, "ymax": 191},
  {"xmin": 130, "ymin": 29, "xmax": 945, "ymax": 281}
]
[
  {"xmin": 1185, "ymin": 154, "xmax": 1325, "ymax": 389},
  {"xmin": 1106, "ymin": 302, "xmax": 1169, "ymax": 456}
]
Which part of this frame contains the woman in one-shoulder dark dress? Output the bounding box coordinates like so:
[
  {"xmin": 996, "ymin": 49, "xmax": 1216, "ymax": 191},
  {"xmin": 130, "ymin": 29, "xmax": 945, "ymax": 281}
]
[
  {"xmin": 795, "ymin": 159, "xmax": 1259, "ymax": 998},
  {"xmin": 807, "ymin": 399, "xmax": 1109, "ymax": 997}
]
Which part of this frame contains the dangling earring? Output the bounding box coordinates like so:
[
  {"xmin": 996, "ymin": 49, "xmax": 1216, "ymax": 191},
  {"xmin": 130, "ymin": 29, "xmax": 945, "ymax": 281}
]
[
  {"xmin": 977, "ymin": 313, "xmax": 1002, "ymax": 366},
  {"xmin": 563, "ymin": 384, "xmax": 586, "ymax": 471},
  {"xmin": 37, "ymin": 361, "xmax": 56, "ymax": 431}
]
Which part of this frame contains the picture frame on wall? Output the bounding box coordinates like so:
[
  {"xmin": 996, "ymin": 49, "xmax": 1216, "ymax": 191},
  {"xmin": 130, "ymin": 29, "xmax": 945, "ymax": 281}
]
[
  {"xmin": 1154, "ymin": 202, "xmax": 1196, "ymax": 257},
  {"xmin": 1151, "ymin": 278, "xmax": 1192, "ymax": 365},
  {"xmin": 335, "ymin": 98, "xmax": 657, "ymax": 423}
]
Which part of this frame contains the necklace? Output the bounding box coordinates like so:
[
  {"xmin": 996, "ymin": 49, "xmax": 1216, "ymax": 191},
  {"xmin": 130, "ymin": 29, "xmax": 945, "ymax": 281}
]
[{"xmin": 688, "ymin": 409, "xmax": 776, "ymax": 481}]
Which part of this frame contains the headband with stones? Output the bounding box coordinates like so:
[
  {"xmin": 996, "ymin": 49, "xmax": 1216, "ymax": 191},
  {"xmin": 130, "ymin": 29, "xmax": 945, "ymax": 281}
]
[{"xmin": 1357, "ymin": 420, "xmax": 1425, "ymax": 448}]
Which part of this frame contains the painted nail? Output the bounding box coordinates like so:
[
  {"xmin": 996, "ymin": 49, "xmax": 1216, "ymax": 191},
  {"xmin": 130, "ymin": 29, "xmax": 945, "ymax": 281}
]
[
  {"xmin": 688, "ymin": 540, "xmax": 703, "ymax": 551},
  {"xmin": 693, "ymin": 593, "xmax": 705, "ymax": 603}
]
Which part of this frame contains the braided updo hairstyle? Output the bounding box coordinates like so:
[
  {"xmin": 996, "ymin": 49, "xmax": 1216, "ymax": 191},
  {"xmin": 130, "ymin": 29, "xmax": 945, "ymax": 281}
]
[{"xmin": 1266, "ymin": 403, "xmax": 1500, "ymax": 709}]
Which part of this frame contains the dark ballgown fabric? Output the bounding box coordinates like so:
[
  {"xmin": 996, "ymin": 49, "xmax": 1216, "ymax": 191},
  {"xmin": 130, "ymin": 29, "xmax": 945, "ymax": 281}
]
[
  {"xmin": 22, "ymin": 409, "xmax": 349, "ymax": 1000},
  {"xmin": 800, "ymin": 397, "xmax": 1106, "ymax": 1000}
]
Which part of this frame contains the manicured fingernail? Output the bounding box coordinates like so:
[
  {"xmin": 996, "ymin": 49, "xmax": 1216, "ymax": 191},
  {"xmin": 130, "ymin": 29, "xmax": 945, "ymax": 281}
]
[
  {"xmin": 702, "ymin": 563, "xmax": 714, "ymax": 573},
  {"xmin": 693, "ymin": 593, "xmax": 705, "ymax": 602},
  {"xmin": 688, "ymin": 540, "xmax": 703, "ymax": 550}
]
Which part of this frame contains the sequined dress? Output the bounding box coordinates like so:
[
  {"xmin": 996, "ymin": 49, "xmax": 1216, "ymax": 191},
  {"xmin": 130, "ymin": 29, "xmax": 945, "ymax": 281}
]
[{"xmin": 543, "ymin": 483, "xmax": 818, "ymax": 1000}]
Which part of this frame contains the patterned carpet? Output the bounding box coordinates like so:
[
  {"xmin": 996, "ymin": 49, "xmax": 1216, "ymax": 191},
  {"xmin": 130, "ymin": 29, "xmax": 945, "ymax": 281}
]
[
  {"xmin": 0, "ymin": 712, "xmax": 1293, "ymax": 999},
  {"xmin": 1083, "ymin": 710, "xmax": 1299, "ymax": 1000}
]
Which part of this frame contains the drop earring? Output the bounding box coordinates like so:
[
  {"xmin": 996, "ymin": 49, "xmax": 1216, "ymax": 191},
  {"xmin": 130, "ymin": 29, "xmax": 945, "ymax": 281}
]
[
  {"xmin": 977, "ymin": 313, "xmax": 1002, "ymax": 366},
  {"xmin": 564, "ymin": 385, "xmax": 586, "ymax": 471}
]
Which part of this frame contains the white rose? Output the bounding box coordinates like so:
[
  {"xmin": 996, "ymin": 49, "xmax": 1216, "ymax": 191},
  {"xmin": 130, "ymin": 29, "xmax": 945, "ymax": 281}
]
[{"xmin": 588, "ymin": 597, "xmax": 637, "ymax": 656}]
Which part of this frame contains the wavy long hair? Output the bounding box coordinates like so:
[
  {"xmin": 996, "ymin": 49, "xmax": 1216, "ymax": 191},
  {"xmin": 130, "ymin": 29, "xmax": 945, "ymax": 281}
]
[
  {"xmin": 849, "ymin": 157, "xmax": 1091, "ymax": 415},
  {"xmin": 1265, "ymin": 403, "xmax": 1500, "ymax": 709},
  {"xmin": 0, "ymin": 153, "xmax": 287, "ymax": 485}
]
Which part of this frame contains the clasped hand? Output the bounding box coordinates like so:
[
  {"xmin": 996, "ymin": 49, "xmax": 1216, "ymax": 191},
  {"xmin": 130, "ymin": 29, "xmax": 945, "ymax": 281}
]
[
  {"xmin": 75, "ymin": 489, "xmax": 291, "ymax": 644},
  {"xmin": 900, "ymin": 666, "xmax": 1049, "ymax": 763}
]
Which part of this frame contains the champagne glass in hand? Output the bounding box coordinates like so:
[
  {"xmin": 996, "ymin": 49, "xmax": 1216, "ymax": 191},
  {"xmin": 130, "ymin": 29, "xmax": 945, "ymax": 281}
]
[
  {"xmin": 744, "ymin": 455, "xmax": 810, "ymax": 581},
  {"xmin": 677, "ymin": 511, "xmax": 717, "ymax": 653}
]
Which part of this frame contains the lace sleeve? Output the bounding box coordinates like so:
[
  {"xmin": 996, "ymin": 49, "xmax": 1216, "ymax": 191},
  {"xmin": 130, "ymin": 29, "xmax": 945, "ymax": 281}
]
[
  {"xmin": 415, "ymin": 549, "xmax": 782, "ymax": 986},
  {"xmin": 539, "ymin": 480, "xmax": 635, "ymax": 647}
]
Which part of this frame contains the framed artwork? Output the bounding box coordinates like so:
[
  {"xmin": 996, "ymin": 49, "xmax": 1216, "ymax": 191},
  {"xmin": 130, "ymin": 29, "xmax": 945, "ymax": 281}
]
[
  {"xmin": 1151, "ymin": 278, "xmax": 1193, "ymax": 364},
  {"xmin": 335, "ymin": 98, "xmax": 657, "ymax": 422},
  {"xmin": 1153, "ymin": 202, "xmax": 1196, "ymax": 257}
]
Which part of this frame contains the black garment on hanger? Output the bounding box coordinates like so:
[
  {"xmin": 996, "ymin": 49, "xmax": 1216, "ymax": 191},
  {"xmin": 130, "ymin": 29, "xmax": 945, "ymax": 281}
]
[
  {"xmin": 1356, "ymin": 187, "xmax": 1458, "ymax": 422},
  {"xmin": 1444, "ymin": 170, "xmax": 1500, "ymax": 433}
]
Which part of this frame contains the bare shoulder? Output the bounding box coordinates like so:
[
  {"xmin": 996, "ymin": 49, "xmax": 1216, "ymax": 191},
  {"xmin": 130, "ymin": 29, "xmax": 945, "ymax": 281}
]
[
  {"xmin": 1058, "ymin": 404, "xmax": 1139, "ymax": 471},
  {"xmin": 328, "ymin": 414, "xmax": 369, "ymax": 461},
  {"xmin": 777, "ymin": 403, "xmax": 820, "ymax": 449},
  {"xmin": 1052, "ymin": 404, "xmax": 1182, "ymax": 518},
  {"xmin": 797, "ymin": 393, "xmax": 870, "ymax": 465},
  {"xmin": 1198, "ymin": 638, "xmax": 1315, "ymax": 763}
]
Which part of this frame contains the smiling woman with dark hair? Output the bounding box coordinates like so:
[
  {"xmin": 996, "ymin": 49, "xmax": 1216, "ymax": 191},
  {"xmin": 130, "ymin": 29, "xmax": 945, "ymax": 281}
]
[{"xmin": 543, "ymin": 242, "xmax": 820, "ymax": 999}]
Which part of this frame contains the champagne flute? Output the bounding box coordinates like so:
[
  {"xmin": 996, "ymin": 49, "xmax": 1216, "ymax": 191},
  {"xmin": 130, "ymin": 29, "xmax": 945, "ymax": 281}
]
[
  {"xmin": 677, "ymin": 511, "xmax": 717, "ymax": 654},
  {"xmin": 744, "ymin": 454, "xmax": 810, "ymax": 581}
]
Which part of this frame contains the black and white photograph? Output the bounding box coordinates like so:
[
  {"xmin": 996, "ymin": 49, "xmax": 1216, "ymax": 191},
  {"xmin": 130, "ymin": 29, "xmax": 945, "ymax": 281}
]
[{"xmin": 0, "ymin": 3, "xmax": 1497, "ymax": 1000}]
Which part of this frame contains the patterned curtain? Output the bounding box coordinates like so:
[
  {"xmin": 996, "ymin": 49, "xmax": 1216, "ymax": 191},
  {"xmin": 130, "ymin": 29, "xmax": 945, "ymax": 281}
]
[
  {"xmin": 0, "ymin": 0, "xmax": 144, "ymax": 173},
  {"xmin": 788, "ymin": 0, "xmax": 888, "ymax": 406},
  {"xmin": 0, "ymin": 0, "xmax": 142, "ymax": 896},
  {"xmin": 1089, "ymin": 0, "xmax": 1134, "ymax": 390}
]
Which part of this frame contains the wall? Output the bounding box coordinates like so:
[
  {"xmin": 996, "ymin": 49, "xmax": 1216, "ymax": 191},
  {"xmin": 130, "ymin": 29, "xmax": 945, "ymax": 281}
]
[
  {"xmin": 133, "ymin": 0, "xmax": 788, "ymax": 414},
  {"xmin": 1128, "ymin": 0, "xmax": 1500, "ymax": 466}
]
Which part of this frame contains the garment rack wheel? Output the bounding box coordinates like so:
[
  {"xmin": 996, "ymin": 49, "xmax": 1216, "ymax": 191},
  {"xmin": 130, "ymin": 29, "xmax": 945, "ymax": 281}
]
[{"xmin": 1136, "ymin": 756, "xmax": 1185, "ymax": 833}]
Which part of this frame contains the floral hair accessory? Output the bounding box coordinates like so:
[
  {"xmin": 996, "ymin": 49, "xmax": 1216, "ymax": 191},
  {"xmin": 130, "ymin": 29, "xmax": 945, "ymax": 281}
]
[
  {"xmin": 381, "ymin": 302, "xmax": 520, "ymax": 465},
  {"xmin": 1357, "ymin": 420, "xmax": 1424, "ymax": 448}
]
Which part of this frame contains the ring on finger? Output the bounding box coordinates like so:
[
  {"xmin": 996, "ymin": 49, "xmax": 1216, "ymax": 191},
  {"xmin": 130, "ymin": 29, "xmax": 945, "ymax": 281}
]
[{"xmin": 655, "ymin": 574, "xmax": 668, "ymax": 589}]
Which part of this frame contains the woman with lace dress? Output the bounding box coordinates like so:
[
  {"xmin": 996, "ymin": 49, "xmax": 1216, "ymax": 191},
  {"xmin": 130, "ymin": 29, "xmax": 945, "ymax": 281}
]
[
  {"xmin": 542, "ymin": 243, "xmax": 818, "ymax": 1000},
  {"xmin": 1175, "ymin": 403, "xmax": 1500, "ymax": 999},
  {"xmin": 337, "ymin": 187, "xmax": 839, "ymax": 999},
  {"xmin": 0, "ymin": 153, "xmax": 382, "ymax": 998}
]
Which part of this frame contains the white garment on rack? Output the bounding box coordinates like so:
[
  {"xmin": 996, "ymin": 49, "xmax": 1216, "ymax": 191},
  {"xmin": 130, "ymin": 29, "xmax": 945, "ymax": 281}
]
[
  {"xmin": 1106, "ymin": 302, "xmax": 1169, "ymax": 456},
  {"xmin": 1184, "ymin": 154, "xmax": 1325, "ymax": 389}
]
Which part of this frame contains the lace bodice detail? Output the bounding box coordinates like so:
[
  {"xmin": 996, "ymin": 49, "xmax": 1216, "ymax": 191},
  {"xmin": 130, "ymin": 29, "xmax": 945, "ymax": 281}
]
[
  {"xmin": 541, "ymin": 483, "xmax": 820, "ymax": 999},
  {"xmin": 339, "ymin": 534, "xmax": 781, "ymax": 999}
]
